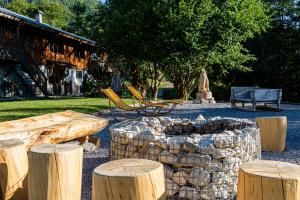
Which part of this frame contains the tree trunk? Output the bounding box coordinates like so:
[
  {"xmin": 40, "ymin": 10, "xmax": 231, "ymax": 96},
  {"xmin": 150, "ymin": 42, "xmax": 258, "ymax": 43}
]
[
  {"xmin": 0, "ymin": 140, "xmax": 28, "ymax": 200},
  {"xmin": 237, "ymin": 160, "xmax": 300, "ymax": 200},
  {"xmin": 0, "ymin": 110, "xmax": 108, "ymax": 149},
  {"xmin": 173, "ymin": 80, "xmax": 196, "ymax": 100},
  {"xmin": 151, "ymin": 85, "xmax": 158, "ymax": 100},
  {"xmin": 28, "ymin": 144, "xmax": 83, "ymax": 200},
  {"xmin": 255, "ymin": 116, "xmax": 287, "ymax": 152},
  {"xmin": 111, "ymin": 68, "xmax": 122, "ymax": 95},
  {"xmin": 92, "ymin": 159, "xmax": 166, "ymax": 200}
]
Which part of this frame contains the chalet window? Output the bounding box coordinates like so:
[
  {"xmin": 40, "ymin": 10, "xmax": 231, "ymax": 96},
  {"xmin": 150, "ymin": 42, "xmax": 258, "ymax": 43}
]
[
  {"xmin": 57, "ymin": 44, "xmax": 64, "ymax": 54},
  {"xmin": 49, "ymin": 43, "xmax": 56, "ymax": 52},
  {"xmin": 76, "ymin": 71, "xmax": 83, "ymax": 80},
  {"xmin": 48, "ymin": 42, "xmax": 65, "ymax": 54},
  {"xmin": 74, "ymin": 48, "xmax": 85, "ymax": 59}
]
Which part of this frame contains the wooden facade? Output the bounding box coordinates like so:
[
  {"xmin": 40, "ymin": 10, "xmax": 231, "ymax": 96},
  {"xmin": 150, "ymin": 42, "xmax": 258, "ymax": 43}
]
[{"xmin": 0, "ymin": 8, "xmax": 96, "ymax": 97}]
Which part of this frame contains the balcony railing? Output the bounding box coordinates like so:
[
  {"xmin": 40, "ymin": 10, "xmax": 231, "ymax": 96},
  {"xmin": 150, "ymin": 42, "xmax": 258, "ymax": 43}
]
[{"xmin": 0, "ymin": 35, "xmax": 42, "ymax": 62}]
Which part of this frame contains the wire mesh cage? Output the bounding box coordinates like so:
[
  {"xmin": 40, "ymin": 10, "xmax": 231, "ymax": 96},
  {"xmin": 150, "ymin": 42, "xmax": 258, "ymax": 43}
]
[{"xmin": 109, "ymin": 116, "xmax": 261, "ymax": 200}]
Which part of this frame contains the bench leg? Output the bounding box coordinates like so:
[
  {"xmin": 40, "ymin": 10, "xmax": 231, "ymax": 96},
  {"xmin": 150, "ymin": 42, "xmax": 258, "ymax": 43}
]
[
  {"xmin": 277, "ymin": 99, "xmax": 281, "ymax": 110},
  {"xmin": 230, "ymin": 99, "xmax": 235, "ymax": 107},
  {"xmin": 252, "ymin": 102, "xmax": 256, "ymax": 111}
]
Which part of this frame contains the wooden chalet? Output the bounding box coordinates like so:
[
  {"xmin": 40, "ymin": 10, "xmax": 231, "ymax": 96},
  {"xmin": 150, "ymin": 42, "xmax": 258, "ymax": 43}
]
[{"xmin": 0, "ymin": 7, "xmax": 96, "ymax": 97}]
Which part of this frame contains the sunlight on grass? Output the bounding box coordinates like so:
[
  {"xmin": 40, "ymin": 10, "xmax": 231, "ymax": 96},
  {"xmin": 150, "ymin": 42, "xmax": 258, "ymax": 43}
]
[{"xmin": 0, "ymin": 97, "xmax": 129, "ymax": 122}]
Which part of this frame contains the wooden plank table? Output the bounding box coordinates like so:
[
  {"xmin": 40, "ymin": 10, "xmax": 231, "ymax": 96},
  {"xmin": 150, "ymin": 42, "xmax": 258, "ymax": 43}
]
[{"xmin": 0, "ymin": 110, "xmax": 109, "ymax": 149}]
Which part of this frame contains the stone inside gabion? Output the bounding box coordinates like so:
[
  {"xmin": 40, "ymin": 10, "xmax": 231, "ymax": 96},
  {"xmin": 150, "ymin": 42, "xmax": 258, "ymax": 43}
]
[{"xmin": 109, "ymin": 116, "xmax": 261, "ymax": 200}]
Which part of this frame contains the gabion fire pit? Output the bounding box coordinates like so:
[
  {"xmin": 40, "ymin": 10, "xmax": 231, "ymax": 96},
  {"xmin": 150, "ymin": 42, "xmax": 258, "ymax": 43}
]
[{"xmin": 109, "ymin": 116, "xmax": 261, "ymax": 200}]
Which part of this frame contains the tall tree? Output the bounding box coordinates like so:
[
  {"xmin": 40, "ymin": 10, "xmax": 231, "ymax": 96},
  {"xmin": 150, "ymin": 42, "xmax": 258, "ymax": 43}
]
[
  {"xmin": 95, "ymin": 0, "xmax": 270, "ymax": 100},
  {"xmin": 230, "ymin": 0, "xmax": 300, "ymax": 102},
  {"xmin": 32, "ymin": 0, "xmax": 70, "ymax": 28},
  {"xmin": 3, "ymin": 0, "xmax": 70, "ymax": 29},
  {"xmin": 66, "ymin": 0, "xmax": 99, "ymax": 37},
  {"xmin": 158, "ymin": 0, "xmax": 270, "ymax": 100},
  {"xmin": 2, "ymin": 0, "xmax": 32, "ymax": 15}
]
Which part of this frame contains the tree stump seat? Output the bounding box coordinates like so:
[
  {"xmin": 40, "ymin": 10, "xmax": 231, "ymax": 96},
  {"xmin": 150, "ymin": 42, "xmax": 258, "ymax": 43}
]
[
  {"xmin": 92, "ymin": 158, "xmax": 166, "ymax": 200},
  {"xmin": 28, "ymin": 144, "xmax": 83, "ymax": 200},
  {"xmin": 255, "ymin": 116, "xmax": 287, "ymax": 152},
  {"xmin": 237, "ymin": 160, "xmax": 300, "ymax": 200},
  {"xmin": 0, "ymin": 140, "xmax": 28, "ymax": 200}
]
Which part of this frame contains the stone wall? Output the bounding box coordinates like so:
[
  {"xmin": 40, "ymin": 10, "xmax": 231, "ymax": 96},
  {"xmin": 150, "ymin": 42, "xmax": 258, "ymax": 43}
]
[{"xmin": 109, "ymin": 116, "xmax": 261, "ymax": 200}]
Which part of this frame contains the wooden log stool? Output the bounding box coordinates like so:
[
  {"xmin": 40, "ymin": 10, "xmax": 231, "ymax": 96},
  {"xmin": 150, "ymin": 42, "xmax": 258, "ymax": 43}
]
[
  {"xmin": 28, "ymin": 144, "xmax": 83, "ymax": 200},
  {"xmin": 0, "ymin": 140, "xmax": 28, "ymax": 200},
  {"xmin": 255, "ymin": 116, "xmax": 287, "ymax": 152},
  {"xmin": 92, "ymin": 159, "xmax": 166, "ymax": 200},
  {"xmin": 237, "ymin": 160, "xmax": 300, "ymax": 200}
]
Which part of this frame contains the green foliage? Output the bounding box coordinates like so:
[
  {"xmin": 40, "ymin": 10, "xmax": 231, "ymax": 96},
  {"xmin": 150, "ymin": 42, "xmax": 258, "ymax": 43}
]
[
  {"xmin": 95, "ymin": 0, "xmax": 270, "ymax": 100},
  {"xmin": 31, "ymin": 0, "xmax": 70, "ymax": 28},
  {"xmin": 224, "ymin": 0, "xmax": 300, "ymax": 102},
  {"xmin": 2, "ymin": 0, "xmax": 70, "ymax": 28},
  {"xmin": 4, "ymin": 0, "xmax": 32, "ymax": 15},
  {"xmin": 66, "ymin": 0, "xmax": 99, "ymax": 37}
]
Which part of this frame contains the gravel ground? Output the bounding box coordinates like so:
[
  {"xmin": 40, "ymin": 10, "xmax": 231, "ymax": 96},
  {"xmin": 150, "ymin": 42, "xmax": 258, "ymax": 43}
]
[{"xmin": 81, "ymin": 103, "xmax": 300, "ymax": 199}]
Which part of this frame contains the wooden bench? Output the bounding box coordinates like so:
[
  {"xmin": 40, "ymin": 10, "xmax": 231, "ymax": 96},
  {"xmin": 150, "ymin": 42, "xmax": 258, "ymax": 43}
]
[
  {"xmin": 0, "ymin": 111, "xmax": 108, "ymax": 199},
  {"xmin": 231, "ymin": 87, "xmax": 282, "ymax": 111},
  {"xmin": 0, "ymin": 110, "xmax": 108, "ymax": 149}
]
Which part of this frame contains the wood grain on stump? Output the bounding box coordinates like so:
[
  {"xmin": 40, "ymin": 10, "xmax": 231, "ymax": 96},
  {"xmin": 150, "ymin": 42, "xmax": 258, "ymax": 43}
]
[
  {"xmin": 0, "ymin": 140, "xmax": 28, "ymax": 200},
  {"xmin": 256, "ymin": 116, "xmax": 287, "ymax": 152},
  {"xmin": 92, "ymin": 159, "xmax": 166, "ymax": 200},
  {"xmin": 237, "ymin": 160, "xmax": 300, "ymax": 200},
  {"xmin": 28, "ymin": 144, "xmax": 83, "ymax": 200}
]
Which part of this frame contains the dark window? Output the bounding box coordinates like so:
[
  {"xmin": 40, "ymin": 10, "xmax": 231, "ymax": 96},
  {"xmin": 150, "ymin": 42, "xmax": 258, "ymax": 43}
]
[
  {"xmin": 74, "ymin": 48, "xmax": 85, "ymax": 59},
  {"xmin": 76, "ymin": 71, "xmax": 83, "ymax": 79},
  {"xmin": 49, "ymin": 43, "xmax": 55, "ymax": 52},
  {"xmin": 48, "ymin": 42, "xmax": 65, "ymax": 54},
  {"xmin": 57, "ymin": 44, "xmax": 64, "ymax": 54}
]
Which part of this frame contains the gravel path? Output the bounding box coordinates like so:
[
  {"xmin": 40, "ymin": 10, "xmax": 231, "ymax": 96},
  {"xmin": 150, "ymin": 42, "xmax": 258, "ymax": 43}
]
[{"xmin": 81, "ymin": 103, "xmax": 300, "ymax": 199}]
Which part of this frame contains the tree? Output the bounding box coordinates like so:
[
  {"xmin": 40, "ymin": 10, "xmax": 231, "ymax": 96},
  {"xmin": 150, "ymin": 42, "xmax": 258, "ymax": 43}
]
[
  {"xmin": 94, "ymin": 0, "xmax": 270, "ymax": 100},
  {"xmin": 225, "ymin": 0, "xmax": 300, "ymax": 102},
  {"xmin": 92, "ymin": 0, "xmax": 171, "ymax": 99},
  {"xmin": 3, "ymin": 0, "xmax": 70, "ymax": 29},
  {"xmin": 157, "ymin": 0, "xmax": 270, "ymax": 100},
  {"xmin": 31, "ymin": 0, "xmax": 70, "ymax": 28},
  {"xmin": 3, "ymin": 0, "xmax": 32, "ymax": 15},
  {"xmin": 66, "ymin": 0, "xmax": 99, "ymax": 37}
]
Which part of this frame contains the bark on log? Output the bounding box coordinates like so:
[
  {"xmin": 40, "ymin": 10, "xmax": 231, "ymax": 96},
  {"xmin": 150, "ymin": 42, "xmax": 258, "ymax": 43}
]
[
  {"xmin": 0, "ymin": 140, "xmax": 28, "ymax": 200},
  {"xmin": 92, "ymin": 158, "xmax": 166, "ymax": 200},
  {"xmin": 237, "ymin": 160, "xmax": 300, "ymax": 200},
  {"xmin": 28, "ymin": 144, "xmax": 83, "ymax": 200},
  {"xmin": 0, "ymin": 110, "xmax": 108, "ymax": 149},
  {"xmin": 255, "ymin": 116, "xmax": 287, "ymax": 152}
]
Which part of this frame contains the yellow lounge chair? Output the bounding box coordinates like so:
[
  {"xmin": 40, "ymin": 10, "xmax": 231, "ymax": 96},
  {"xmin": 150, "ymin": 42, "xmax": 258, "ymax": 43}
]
[
  {"xmin": 126, "ymin": 85, "xmax": 183, "ymax": 114},
  {"xmin": 101, "ymin": 88, "xmax": 167, "ymax": 118}
]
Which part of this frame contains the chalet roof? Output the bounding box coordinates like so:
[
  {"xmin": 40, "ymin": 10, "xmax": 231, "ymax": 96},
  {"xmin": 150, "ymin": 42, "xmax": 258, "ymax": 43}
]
[{"xmin": 0, "ymin": 7, "xmax": 96, "ymax": 46}]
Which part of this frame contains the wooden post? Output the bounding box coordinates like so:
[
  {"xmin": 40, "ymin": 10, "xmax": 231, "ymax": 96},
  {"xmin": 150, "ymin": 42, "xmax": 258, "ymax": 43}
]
[
  {"xmin": 28, "ymin": 144, "xmax": 83, "ymax": 200},
  {"xmin": 77, "ymin": 136, "xmax": 89, "ymax": 144},
  {"xmin": 92, "ymin": 159, "xmax": 166, "ymax": 200},
  {"xmin": 0, "ymin": 140, "xmax": 28, "ymax": 200},
  {"xmin": 237, "ymin": 160, "xmax": 300, "ymax": 200},
  {"xmin": 255, "ymin": 116, "xmax": 287, "ymax": 152}
]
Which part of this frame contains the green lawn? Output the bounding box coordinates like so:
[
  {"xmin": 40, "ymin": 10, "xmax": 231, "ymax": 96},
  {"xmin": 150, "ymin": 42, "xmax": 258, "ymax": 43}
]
[{"xmin": 0, "ymin": 97, "xmax": 124, "ymax": 122}]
